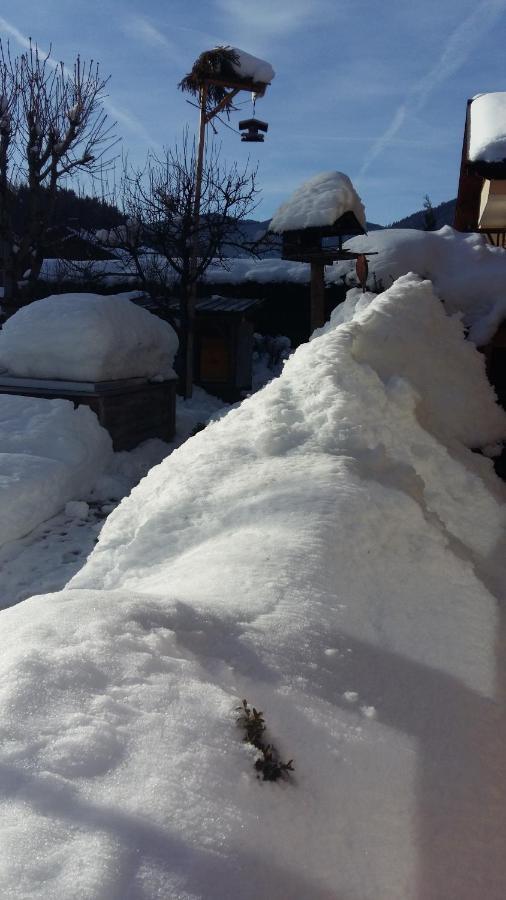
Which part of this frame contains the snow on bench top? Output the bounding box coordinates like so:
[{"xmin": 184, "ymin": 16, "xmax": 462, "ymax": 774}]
[
  {"xmin": 269, "ymin": 171, "xmax": 366, "ymax": 233},
  {"xmin": 229, "ymin": 47, "xmax": 275, "ymax": 84},
  {"xmin": 0, "ymin": 292, "xmax": 178, "ymax": 382},
  {"xmin": 469, "ymin": 92, "xmax": 506, "ymax": 163}
]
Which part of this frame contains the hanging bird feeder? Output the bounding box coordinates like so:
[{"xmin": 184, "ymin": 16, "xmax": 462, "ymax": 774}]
[{"xmin": 238, "ymin": 118, "xmax": 268, "ymax": 142}]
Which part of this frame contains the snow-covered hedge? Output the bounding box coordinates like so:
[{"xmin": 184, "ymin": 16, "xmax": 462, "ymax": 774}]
[
  {"xmin": 0, "ymin": 292, "xmax": 178, "ymax": 382},
  {"xmin": 0, "ymin": 275, "xmax": 505, "ymax": 898},
  {"xmin": 0, "ymin": 395, "xmax": 112, "ymax": 547}
]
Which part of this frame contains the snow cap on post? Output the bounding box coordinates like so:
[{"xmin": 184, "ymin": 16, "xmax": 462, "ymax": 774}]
[{"xmin": 269, "ymin": 171, "xmax": 366, "ymax": 233}]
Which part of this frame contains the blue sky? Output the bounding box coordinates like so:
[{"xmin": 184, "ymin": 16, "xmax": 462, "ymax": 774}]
[{"xmin": 1, "ymin": 0, "xmax": 505, "ymax": 224}]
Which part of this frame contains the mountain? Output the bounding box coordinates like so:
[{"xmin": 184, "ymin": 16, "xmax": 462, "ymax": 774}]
[{"xmin": 389, "ymin": 199, "xmax": 457, "ymax": 230}]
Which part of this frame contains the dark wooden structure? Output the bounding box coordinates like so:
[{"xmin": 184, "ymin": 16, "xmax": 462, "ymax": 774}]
[
  {"xmin": 454, "ymin": 98, "xmax": 506, "ymax": 247},
  {"xmin": 280, "ymin": 211, "xmax": 371, "ymax": 330},
  {"xmin": 0, "ymin": 375, "xmax": 177, "ymax": 450},
  {"xmin": 170, "ymin": 295, "xmax": 262, "ymax": 401},
  {"xmin": 238, "ymin": 118, "xmax": 268, "ymax": 142}
]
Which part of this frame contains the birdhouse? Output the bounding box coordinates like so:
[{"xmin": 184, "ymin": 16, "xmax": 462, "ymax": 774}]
[{"xmin": 238, "ymin": 118, "xmax": 268, "ymax": 143}]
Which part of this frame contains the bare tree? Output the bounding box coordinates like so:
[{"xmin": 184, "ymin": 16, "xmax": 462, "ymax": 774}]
[
  {"xmin": 109, "ymin": 134, "xmax": 271, "ymax": 391},
  {"xmin": 0, "ymin": 40, "xmax": 116, "ymax": 306}
]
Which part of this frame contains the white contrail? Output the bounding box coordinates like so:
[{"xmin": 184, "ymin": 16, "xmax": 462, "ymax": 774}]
[
  {"xmin": 358, "ymin": 0, "xmax": 506, "ymax": 176},
  {"xmin": 0, "ymin": 14, "xmax": 154, "ymax": 145}
]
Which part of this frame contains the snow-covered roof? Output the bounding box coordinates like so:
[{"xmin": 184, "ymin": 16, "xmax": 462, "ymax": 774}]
[
  {"xmin": 229, "ymin": 47, "xmax": 275, "ymax": 84},
  {"xmin": 469, "ymin": 92, "xmax": 506, "ymax": 164},
  {"xmin": 269, "ymin": 171, "xmax": 366, "ymax": 233}
]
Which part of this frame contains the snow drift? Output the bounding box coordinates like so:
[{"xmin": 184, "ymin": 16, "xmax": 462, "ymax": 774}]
[
  {"xmin": 336, "ymin": 226, "xmax": 506, "ymax": 344},
  {"xmin": 0, "ymin": 293, "xmax": 178, "ymax": 382},
  {"xmin": 0, "ymin": 396, "xmax": 112, "ymax": 547},
  {"xmin": 1, "ymin": 274, "xmax": 505, "ymax": 899}
]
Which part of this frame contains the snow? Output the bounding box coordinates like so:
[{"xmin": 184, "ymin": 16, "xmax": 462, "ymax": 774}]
[
  {"xmin": 335, "ymin": 226, "xmax": 506, "ymax": 344},
  {"xmin": 229, "ymin": 47, "xmax": 275, "ymax": 84},
  {"xmin": 0, "ymin": 395, "xmax": 112, "ymax": 548},
  {"xmin": 469, "ymin": 92, "xmax": 506, "ymax": 163},
  {"xmin": 269, "ymin": 171, "xmax": 367, "ymax": 232},
  {"xmin": 0, "ymin": 292, "xmax": 178, "ymax": 382},
  {"xmin": 1, "ymin": 274, "xmax": 505, "ymax": 899},
  {"xmin": 0, "ymin": 388, "xmax": 227, "ymax": 610}
]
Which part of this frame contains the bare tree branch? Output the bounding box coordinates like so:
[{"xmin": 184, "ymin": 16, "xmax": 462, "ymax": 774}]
[{"xmin": 0, "ymin": 39, "xmax": 117, "ymax": 305}]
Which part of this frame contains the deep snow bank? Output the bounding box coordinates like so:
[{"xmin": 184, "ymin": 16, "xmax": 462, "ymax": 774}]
[
  {"xmin": 0, "ymin": 396, "xmax": 112, "ymax": 547},
  {"xmin": 0, "ymin": 292, "xmax": 178, "ymax": 381},
  {"xmin": 1, "ymin": 275, "xmax": 505, "ymax": 900},
  {"xmin": 335, "ymin": 226, "xmax": 506, "ymax": 344}
]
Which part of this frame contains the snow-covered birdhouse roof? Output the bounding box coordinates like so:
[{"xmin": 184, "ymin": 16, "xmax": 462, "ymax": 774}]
[{"xmin": 269, "ymin": 172, "xmax": 366, "ymax": 235}]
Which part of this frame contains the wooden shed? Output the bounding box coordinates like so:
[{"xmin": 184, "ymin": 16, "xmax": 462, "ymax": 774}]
[{"xmin": 170, "ymin": 295, "xmax": 263, "ymax": 401}]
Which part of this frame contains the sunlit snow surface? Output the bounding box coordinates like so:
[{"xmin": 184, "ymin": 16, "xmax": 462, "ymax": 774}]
[{"xmin": 1, "ymin": 275, "xmax": 506, "ymax": 899}]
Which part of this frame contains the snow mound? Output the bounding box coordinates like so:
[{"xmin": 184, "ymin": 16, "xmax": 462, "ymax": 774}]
[
  {"xmin": 0, "ymin": 395, "xmax": 112, "ymax": 547},
  {"xmin": 469, "ymin": 92, "xmax": 506, "ymax": 163},
  {"xmin": 334, "ymin": 226, "xmax": 506, "ymax": 344},
  {"xmin": 0, "ymin": 293, "xmax": 178, "ymax": 382},
  {"xmin": 1, "ymin": 275, "xmax": 505, "ymax": 898},
  {"xmin": 229, "ymin": 47, "xmax": 275, "ymax": 84},
  {"xmin": 269, "ymin": 171, "xmax": 366, "ymax": 232}
]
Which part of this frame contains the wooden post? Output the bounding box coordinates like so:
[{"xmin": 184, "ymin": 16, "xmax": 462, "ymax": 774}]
[
  {"xmin": 310, "ymin": 262, "xmax": 325, "ymax": 332},
  {"xmin": 183, "ymin": 84, "xmax": 208, "ymax": 399}
]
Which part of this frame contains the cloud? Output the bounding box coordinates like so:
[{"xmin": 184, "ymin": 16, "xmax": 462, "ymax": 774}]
[
  {"xmin": 0, "ymin": 14, "xmax": 31, "ymax": 49},
  {"xmin": 358, "ymin": 0, "xmax": 506, "ymax": 176},
  {"xmin": 0, "ymin": 13, "xmax": 155, "ymax": 145},
  {"xmin": 215, "ymin": 0, "xmax": 329, "ymax": 35}
]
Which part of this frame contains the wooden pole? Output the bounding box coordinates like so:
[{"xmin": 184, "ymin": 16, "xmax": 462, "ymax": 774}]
[
  {"xmin": 183, "ymin": 83, "xmax": 208, "ymax": 399},
  {"xmin": 310, "ymin": 262, "xmax": 325, "ymax": 332}
]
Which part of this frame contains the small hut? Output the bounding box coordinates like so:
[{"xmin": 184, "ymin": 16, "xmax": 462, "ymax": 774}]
[
  {"xmin": 269, "ymin": 172, "xmax": 370, "ymax": 330},
  {"xmin": 169, "ymin": 295, "xmax": 263, "ymax": 401}
]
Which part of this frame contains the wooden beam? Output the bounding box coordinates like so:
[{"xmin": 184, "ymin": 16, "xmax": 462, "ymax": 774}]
[
  {"xmin": 205, "ymin": 88, "xmax": 241, "ymax": 123},
  {"xmin": 310, "ymin": 262, "xmax": 325, "ymax": 332}
]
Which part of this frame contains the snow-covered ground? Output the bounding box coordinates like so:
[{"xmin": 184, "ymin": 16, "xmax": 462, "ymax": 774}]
[
  {"xmin": 0, "ymin": 396, "xmax": 112, "ymax": 549},
  {"xmin": 1, "ymin": 274, "xmax": 505, "ymax": 899},
  {"xmin": 0, "ymin": 388, "xmax": 226, "ymax": 609}
]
